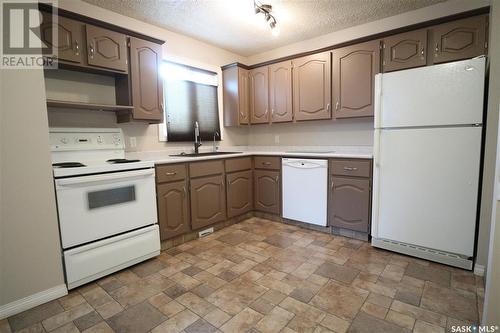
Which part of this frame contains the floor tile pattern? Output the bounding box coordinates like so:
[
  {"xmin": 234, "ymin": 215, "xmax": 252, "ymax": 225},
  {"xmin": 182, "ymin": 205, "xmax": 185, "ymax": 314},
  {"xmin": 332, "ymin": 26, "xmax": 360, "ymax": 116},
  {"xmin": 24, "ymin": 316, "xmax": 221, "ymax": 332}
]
[{"xmin": 3, "ymin": 218, "xmax": 484, "ymax": 333}]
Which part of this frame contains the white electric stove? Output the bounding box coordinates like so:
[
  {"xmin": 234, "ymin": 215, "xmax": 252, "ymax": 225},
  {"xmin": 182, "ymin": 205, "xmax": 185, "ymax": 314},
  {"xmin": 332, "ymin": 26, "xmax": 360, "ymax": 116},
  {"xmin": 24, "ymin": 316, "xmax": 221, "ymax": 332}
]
[{"xmin": 50, "ymin": 127, "xmax": 160, "ymax": 289}]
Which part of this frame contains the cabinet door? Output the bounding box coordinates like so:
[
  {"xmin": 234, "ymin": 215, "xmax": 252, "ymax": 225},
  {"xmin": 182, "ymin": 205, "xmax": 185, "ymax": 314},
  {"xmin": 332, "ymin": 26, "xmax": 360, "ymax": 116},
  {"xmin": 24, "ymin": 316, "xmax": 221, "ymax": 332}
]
[
  {"xmin": 332, "ymin": 40, "xmax": 380, "ymax": 119},
  {"xmin": 254, "ymin": 170, "xmax": 280, "ymax": 214},
  {"xmin": 86, "ymin": 25, "xmax": 128, "ymax": 72},
  {"xmin": 250, "ymin": 66, "xmax": 269, "ymax": 124},
  {"xmin": 292, "ymin": 51, "xmax": 331, "ymax": 121},
  {"xmin": 383, "ymin": 29, "xmax": 427, "ymax": 72},
  {"xmin": 157, "ymin": 181, "xmax": 190, "ymax": 240},
  {"xmin": 226, "ymin": 170, "xmax": 253, "ymax": 218},
  {"xmin": 329, "ymin": 177, "xmax": 370, "ymax": 232},
  {"xmin": 431, "ymin": 15, "xmax": 487, "ymax": 64},
  {"xmin": 269, "ymin": 61, "xmax": 293, "ymax": 123},
  {"xmin": 190, "ymin": 175, "xmax": 226, "ymax": 230},
  {"xmin": 40, "ymin": 13, "xmax": 83, "ymax": 64},
  {"xmin": 238, "ymin": 68, "xmax": 250, "ymax": 125},
  {"xmin": 129, "ymin": 37, "xmax": 163, "ymax": 121}
]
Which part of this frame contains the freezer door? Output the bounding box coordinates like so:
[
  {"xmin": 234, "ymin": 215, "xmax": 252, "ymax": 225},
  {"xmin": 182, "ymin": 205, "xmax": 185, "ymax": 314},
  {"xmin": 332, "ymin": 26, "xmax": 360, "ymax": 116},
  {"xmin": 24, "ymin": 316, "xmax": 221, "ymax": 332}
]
[
  {"xmin": 375, "ymin": 57, "xmax": 485, "ymax": 129},
  {"xmin": 372, "ymin": 126, "xmax": 481, "ymax": 256}
]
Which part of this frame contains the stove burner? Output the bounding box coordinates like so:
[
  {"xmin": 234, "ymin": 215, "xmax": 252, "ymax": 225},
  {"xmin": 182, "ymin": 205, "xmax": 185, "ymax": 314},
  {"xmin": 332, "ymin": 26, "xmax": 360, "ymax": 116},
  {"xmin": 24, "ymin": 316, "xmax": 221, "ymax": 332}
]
[
  {"xmin": 53, "ymin": 162, "xmax": 86, "ymax": 168},
  {"xmin": 106, "ymin": 159, "xmax": 141, "ymax": 164}
]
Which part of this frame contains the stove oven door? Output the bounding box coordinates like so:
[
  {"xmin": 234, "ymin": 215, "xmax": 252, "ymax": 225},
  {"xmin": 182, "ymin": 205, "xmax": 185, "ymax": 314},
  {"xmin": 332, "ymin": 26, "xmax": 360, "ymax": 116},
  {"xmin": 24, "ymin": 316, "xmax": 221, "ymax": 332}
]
[{"xmin": 55, "ymin": 168, "xmax": 157, "ymax": 249}]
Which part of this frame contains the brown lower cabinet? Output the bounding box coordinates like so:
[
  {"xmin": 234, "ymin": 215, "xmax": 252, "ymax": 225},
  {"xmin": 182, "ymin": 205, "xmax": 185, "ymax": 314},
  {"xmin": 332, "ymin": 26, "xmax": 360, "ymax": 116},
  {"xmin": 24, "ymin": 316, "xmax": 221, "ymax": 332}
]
[
  {"xmin": 254, "ymin": 169, "xmax": 280, "ymax": 214},
  {"xmin": 226, "ymin": 170, "xmax": 253, "ymax": 218},
  {"xmin": 329, "ymin": 177, "xmax": 371, "ymax": 232},
  {"xmin": 157, "ymin": 180, "xmax": 190, "ymax": 240},
  {"xmin": 190, "ymin": 174, "xmax": 227, "ymax": 230}
]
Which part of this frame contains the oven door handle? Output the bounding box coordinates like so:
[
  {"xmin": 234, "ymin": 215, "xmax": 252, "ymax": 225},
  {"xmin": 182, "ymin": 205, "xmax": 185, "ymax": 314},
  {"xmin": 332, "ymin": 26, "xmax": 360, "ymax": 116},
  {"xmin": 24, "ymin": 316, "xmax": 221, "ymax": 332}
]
[{"xmin": 56, "ymin": 169, "xmax": 155, "ymax": 188}]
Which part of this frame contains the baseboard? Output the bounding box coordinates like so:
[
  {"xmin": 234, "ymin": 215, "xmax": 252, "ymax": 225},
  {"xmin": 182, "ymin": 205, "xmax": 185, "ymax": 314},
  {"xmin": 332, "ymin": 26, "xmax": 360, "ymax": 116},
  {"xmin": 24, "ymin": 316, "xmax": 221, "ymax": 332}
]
[
  {"xmin": 474, "ymin": 264, "xmax": 486, "ymax": 276},
  {"xmin": 0, "ymin": 284, "xmax": 67, "ymax": 320}
]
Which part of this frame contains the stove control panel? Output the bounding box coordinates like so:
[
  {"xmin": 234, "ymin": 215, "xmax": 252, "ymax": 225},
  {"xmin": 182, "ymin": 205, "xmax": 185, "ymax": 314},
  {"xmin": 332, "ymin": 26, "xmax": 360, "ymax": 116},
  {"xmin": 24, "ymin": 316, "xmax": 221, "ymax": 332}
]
[{"xmin": 49, "ymin": 128, "xmax": 125, "ymax": 151}]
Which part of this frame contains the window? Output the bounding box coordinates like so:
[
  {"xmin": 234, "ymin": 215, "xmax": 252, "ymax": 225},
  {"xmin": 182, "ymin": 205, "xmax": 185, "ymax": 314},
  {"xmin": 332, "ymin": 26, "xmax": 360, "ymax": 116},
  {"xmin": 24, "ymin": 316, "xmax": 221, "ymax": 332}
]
[{"xmin": 159, "ymin": 61, "xmax": 220, "ymax": 142}]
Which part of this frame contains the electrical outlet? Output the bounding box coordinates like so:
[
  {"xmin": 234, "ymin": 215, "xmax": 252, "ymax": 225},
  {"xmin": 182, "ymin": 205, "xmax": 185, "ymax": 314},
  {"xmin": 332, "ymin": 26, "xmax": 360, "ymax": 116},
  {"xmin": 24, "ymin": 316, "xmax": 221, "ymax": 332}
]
[
  {"xmin": 129, "ymin": 137, "xmax": 137, "ymax": 148},
  {"xmin": 274, "ymin": 135, "xmax": 280, "ymax": 144}
]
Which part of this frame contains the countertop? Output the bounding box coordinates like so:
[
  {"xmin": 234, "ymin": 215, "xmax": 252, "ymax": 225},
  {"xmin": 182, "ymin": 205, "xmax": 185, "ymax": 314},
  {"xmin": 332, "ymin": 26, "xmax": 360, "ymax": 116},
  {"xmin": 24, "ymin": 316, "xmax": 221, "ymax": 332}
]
[{"xmin": 126, "ymin": 145, "xmax": 373, "ymax": 165}]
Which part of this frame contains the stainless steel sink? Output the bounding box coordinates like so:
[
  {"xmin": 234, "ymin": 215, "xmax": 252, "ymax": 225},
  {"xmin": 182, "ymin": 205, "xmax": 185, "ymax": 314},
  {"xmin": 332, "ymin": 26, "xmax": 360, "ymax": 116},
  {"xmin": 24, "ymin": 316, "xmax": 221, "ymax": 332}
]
[{"xmin": 169, "ymin": 151, "xmax": 242, "ymax": 157}]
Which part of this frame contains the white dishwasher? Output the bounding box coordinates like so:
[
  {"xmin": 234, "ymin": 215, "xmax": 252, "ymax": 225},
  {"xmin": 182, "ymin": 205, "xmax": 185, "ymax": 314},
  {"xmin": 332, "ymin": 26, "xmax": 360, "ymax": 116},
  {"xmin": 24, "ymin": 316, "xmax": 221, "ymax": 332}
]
[{"xmin": 282, "ymin": 158, "xmax": 328, "ymax": 226}]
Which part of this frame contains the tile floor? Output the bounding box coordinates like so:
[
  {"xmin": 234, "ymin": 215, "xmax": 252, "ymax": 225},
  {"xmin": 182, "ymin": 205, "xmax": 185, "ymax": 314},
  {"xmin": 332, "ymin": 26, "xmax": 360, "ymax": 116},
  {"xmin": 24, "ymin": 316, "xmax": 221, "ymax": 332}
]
[{"xmin": 1, "ymin": 218, "xmax": 484, "ymax": 333}]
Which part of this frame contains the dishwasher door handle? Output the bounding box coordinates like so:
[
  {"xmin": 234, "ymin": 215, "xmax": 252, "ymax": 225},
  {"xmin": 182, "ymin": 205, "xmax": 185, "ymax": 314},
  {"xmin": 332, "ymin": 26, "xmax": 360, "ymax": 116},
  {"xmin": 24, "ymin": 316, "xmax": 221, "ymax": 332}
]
[{"xmin": 284, "ymin": 161, "xmax": 326, "ymax": 169}]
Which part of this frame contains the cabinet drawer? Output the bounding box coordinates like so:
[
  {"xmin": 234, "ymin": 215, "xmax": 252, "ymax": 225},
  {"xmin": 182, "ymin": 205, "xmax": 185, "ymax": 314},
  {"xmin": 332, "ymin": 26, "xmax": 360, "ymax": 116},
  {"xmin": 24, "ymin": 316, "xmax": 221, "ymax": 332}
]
[
  {"xmin": 254, "ymin": 156, "xmax": 280, "ymax": 170},
  {"xmin": 189, "ymin": 160, "xmax": 224, "ymax": 178},
  {"xmin": 225, "ymin": 157, "xmax": 252, "ymax": 173},
  {"xmin": 156, "ymin": 164, "xmax": 187, "ymax": 183},
  {"xmin": 330, "ymin": 159, "xmax": 371, "ymax": 178}
]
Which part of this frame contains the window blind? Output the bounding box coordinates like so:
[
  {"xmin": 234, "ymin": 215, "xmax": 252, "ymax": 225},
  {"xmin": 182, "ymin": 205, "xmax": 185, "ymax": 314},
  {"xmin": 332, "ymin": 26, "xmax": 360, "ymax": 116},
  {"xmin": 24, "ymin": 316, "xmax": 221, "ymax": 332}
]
[{"xmin": 162, "ymin": 62, "xmax": 220, "ymax": 142}]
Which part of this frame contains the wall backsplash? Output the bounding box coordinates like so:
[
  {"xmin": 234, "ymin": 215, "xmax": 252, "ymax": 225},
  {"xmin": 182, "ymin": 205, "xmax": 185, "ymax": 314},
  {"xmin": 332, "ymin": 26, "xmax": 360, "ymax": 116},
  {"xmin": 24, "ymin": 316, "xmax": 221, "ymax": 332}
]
[
  {"xmin": 47, "ymin": 108, "xmax": 250, "ymax": 151},
  {"xmin": 48, "ymin": 108, "xmax": 373, "ymax": 151},
  {"xmin": 247, "ymin": 118, "xmax": 374, "ymax": 146}
]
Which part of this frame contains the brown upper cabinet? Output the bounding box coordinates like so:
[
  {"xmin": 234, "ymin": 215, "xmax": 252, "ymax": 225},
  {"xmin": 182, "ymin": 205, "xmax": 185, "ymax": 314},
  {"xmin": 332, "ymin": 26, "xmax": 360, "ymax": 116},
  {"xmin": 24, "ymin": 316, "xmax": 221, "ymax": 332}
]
[
  {"xmin": 249, "ymin": 66, "xmax": 270, "ymax": 124},
  {"xmin": 128, "ymin": 37, "xmax": 164, "ymax": 122},
  {"xmin": 292, "ymin": 51, "xmax": 332, "ymax": 121},
  {"xmin": 85, "ymin": 25, "xmax": 128, "ymax": 72},
  {"xmin": 40, "ymin": 13, "xmax": 84, "ymax": 64},
  {"xmin": 430, "ymin": 15, "xmax": 488, "ymax": 64},
  {"xmin": 382, "ymin": 29, "xmax": 427, "ymax": 72},
  {"xmin": 269, "ymin": 61, "xmax": 293, "ymax": 123},
  {"xmin": 332, "ymin": 39, "xmax": 380, "ymax": 119},
  {"xmin": 222, "ymin": 65, "xmax": 249, "ymax": 126}
]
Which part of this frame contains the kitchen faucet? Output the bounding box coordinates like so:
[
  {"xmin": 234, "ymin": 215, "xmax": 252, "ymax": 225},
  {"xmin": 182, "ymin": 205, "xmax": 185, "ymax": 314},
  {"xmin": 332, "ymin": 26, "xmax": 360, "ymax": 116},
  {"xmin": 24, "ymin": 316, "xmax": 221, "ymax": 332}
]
[
  {"xmin": 194, "ymin": 121, "xmax": 202, "ymax": 154},
  {"xmin": 213, "ymin": 130, "xmax": 219, "ymax": 152}
]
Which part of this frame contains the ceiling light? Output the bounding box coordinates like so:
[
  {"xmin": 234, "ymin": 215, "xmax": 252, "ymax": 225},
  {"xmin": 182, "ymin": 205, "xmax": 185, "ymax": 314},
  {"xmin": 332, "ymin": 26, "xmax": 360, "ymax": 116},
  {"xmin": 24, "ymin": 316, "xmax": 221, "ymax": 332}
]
[{"xmin": 254, "ymin": 0, "xmax": 280, "ymax": 36}]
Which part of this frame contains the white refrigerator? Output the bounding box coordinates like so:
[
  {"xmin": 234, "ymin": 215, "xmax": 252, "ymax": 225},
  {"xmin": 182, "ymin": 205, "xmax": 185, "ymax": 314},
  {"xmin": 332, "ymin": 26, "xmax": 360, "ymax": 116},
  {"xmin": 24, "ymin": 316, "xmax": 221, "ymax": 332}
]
[{"xmin": 371, "ymin": 57, "xmax": 485, "ymax": 270}]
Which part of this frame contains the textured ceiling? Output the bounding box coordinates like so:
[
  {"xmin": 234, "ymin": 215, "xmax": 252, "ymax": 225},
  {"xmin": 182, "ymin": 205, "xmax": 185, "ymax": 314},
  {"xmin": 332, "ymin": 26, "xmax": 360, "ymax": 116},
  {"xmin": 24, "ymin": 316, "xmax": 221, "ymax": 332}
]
[{"xmin": 82, "ymin": 0, "xmax": 447, "ymax": 56}]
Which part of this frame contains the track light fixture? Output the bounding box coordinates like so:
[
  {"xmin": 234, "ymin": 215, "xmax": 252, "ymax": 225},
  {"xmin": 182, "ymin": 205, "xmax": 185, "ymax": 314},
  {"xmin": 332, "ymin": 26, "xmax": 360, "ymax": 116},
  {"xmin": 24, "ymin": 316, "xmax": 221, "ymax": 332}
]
[{"xmin": 254, "ymin": 0, "xmax": 280, "ymax": 36}]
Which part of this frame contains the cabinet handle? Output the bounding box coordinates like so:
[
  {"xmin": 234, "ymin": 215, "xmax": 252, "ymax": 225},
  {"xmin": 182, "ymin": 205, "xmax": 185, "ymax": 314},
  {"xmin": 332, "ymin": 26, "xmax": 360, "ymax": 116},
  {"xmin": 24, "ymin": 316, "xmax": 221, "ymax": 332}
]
[
  {"xmin": 220, "ymin": 181, "xmax": 224, "ymax": 191},
  {"xmin": 165, "ymin": 171, "xmax": 177, "ymax": 176},
  {"xmin": 435, "ymin": 42, "xmax": 439, "ymax": 54},
  {"xmin": 343, "ymin": 166, "xmax": 358, "ymax": 171},
  {"xmin": 326, "ymin": 103, "xmax": 330, "ymax": 112},
  {"xmin": 183, "ymin": 186, "xmax": 187, "ymax": 197},
  {"xmin": 420, "ymin": 47, "xmax": 425, "ymax": 57},
  {"xmin": 335, "ymin": 101, "xmax": 339, "ymax": 110},
  {"xmin": 275, "ymin": 176, "xmax": 279, "ymax": 182},
  {"xmin": 331, "ymin": 181, "xmax": 335, "ymax": 189},
  {"xmin": 160, "ymin": 102, "xmax": 164, "ymax": 112},
  {"xmin": 74, "ymin": 41, "xmax": 80, "ymax": 55},
  {"xmin": 89, "ymin": 44, "xmax": 95, "ymax": 59},
  {"xmin": 262, "ymin": 162, "xmax": 272, "ymax": 166}
]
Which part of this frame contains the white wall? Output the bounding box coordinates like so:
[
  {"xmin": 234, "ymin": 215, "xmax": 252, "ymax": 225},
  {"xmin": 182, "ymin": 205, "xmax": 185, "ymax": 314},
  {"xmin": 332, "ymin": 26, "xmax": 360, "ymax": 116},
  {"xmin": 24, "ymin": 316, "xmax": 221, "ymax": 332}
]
[{"xmin": 0, "ymin": 68, "xmax": 66, "ymax": 310}]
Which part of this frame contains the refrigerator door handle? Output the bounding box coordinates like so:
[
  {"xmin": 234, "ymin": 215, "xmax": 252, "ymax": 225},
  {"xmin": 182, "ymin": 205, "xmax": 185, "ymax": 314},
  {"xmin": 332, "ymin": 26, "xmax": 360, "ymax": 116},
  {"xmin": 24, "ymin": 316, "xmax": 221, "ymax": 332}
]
[
  {"xmin": 374, "ymin": 129, "xmax": 381, "ymax": 168},
  {"xmin": 374, "ymin": 74, "xmax": 382, "ymax": 129},
  {"xmin": 371, "ymin": 129, "xmax": 381, "ymax": 238}
]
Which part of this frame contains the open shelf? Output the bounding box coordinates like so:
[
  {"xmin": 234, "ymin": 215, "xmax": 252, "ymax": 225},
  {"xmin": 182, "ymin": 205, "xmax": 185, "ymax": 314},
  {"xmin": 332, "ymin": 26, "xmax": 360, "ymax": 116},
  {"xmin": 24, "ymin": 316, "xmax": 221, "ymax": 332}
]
[{"xmin": 46, "ymin": 99, "xmax": 134, "ymax": 112}]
